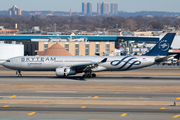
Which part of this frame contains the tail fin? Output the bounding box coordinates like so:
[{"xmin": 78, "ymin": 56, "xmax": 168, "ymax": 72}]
[{"xmin": 143, "ymin": 33, "xmax": 176, "ymax": 56}]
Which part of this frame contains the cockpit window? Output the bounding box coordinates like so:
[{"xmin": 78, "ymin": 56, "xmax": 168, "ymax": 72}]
[{"xmin": 6, "ymin": 60, "xmax": 10, "ymax": 62}]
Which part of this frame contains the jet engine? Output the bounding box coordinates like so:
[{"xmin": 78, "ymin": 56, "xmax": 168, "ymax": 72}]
[{"xmin": 56, "ymin": 67, "xmax": 76, "ymax": 77}]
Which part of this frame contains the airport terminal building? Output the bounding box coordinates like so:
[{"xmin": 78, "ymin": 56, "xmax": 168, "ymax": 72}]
[
  {"xmin": 0, "ymin": 34, "xmax": 180, "ymax": 59},
  {"xmin": 37, "ymin": 41, "xmax": 115, "ymax": 56},
  {"xmin": 0, "ymin": 35, "xmax": 159, "ymax": 55}
]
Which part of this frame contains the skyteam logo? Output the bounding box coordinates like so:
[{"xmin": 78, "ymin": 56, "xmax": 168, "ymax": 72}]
[
  {"xmin": 110, "ymin": 56, "xmax": 141, "ymax": 70},
  {"xmin": 158, "ymin": 40, "xmax": 169, "ymax": 51}
]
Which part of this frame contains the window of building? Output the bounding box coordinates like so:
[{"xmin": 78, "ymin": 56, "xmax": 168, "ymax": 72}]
[
  {"xmin": 44, "ymin": 43, "xmax": 48, "ymax": 51},
  {"xmin": 95, "ymin": 44, "xmax": 99, "ymax": 53},
  {"xmin": 65, "ymin": 43, "xmax": 69, "ymax": 51},
  {"xmin": 75, "ymin": 44, "xmax": 79, "ymax": 56},
  {"xmin": 85, "ymin": 44, "xmax": 89, "ymax": 56},
  {"xmin": 106, "ymin": 43, "xmax": 109, "ymax": 53},
  {"xmin": 35, "ymin": 42, "xmax": 38, "ymax": 52}
]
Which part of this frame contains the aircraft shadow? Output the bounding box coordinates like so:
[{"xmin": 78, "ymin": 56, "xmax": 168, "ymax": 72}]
[
  {"xmin": 96, "ymin": 76, "xmax": 180, "ymax": 80},
  {"xmin": 0, "ymin": 75, "xmax": 87, "ymax": 81},
  {"xmin": 0, "ymin": 75, "xmax": 180, "ymax": 80}
]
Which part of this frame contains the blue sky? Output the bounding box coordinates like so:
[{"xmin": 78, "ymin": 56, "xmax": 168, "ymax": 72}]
[{"xmin": 1, "ymin": 0, "xmax": 180, "ymax": 12}]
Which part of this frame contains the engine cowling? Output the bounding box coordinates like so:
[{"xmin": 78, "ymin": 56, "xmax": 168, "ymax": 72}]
[{"xmin": 56, "ymin": 67, "xmax": 76, "ymax": 77}]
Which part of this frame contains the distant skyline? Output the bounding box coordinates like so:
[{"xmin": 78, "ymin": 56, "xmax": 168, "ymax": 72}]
[{"xmin": 0, "ymin": 0, "xmax": 180, "ymax": 13}]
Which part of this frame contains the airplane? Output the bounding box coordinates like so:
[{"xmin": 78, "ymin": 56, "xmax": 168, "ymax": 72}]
[{"xmin": 2, "ymin": 33, "xmax": 176, "ymax": 78}]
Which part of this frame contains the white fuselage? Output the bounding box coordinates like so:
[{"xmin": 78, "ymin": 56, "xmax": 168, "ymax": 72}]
[{"xmin": 3, "ymin": 56, "xmax": 156, "ymax": 72}]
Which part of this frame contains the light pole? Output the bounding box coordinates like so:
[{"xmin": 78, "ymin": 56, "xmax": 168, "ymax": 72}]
[{"xmin": 54, "ymin": 23, "xmax": 57, "ymax": 34}]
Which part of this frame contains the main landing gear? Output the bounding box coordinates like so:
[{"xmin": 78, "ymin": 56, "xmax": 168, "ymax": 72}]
[
  {"xmin": 16, "ymin": 71, "xmax": 22, "ymax": 77},
  {"xmin": 82, "ymin": 72, "xmax": 96, "ymax": 78}
]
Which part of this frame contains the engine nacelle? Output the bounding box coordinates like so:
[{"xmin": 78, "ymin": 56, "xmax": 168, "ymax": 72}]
[{"xmin": 56, "ymin": 67, "xmax": 76, "ymax": 77}]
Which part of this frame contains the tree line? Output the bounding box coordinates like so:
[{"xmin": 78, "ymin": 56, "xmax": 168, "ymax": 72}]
[{"xmin": 0, "ymin": 15, "xmax": 180, "ymax": 32}]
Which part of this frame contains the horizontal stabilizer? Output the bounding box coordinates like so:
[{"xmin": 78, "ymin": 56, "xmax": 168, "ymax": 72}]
[{"xmin": 155, "ymin": 54, "xmax": 177, "ymax": 62}]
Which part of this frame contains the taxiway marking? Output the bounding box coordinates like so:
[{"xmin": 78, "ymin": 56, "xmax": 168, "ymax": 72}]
[
  {"xmin": 173, "ymin": 115, "xmax": 180, "ymax": 118},
  {"xmin": 81, "ymin": 106, "xmax": 86, "ymax": 108},
  {"xmin": 121, "ymin": 113, "xmax": 127, "ymax": 117},
  {"xmin": 28, "ymin": 112, "xmax": 36, "ymax": 115},
  {"xmin": 9, "ymin": 95, "xmax": 17, "ymax": 98},
  {"xmin": 160, "ymin": 107, "xmax": 166, "ymax": 109},
  {"xmin": 176, "ymin": 97, "xmax": 180, "ymax": 100},
  {"xmin": 92, "ymin": 96, "xmax": 98, "ymax": 99},
  {"xmin": 3, "ymin": 105, "xmax": 9, "ymax": 107}
]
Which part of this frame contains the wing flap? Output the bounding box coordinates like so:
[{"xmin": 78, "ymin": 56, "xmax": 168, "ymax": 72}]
[
  {"xmin": 70, "ymin": 62, "xmax": 98, "ymax": 68},
  {"xmin": 70, "ymin": 58, "xmax": 107, "ymax": 69},
  {"xmin": 58, "ymin": 58, "xmax": 107, "ymax": 72}
]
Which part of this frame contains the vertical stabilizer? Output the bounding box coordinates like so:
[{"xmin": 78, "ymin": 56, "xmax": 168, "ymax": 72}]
[{"xmin": 143, "ymin": 33, "xmax": 176, "ymax": 56}]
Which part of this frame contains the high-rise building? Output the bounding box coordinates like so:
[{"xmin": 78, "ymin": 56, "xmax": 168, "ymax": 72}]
[
  {"xmin": 97, "ymin": 2, "xmax": 102, "ymax": 15},
  {"xmin": 111, "ymin": 3, "xmax": 118, "ymax": 15},
  {"xmin": 9, "ymin": 5, "xmax": 21, "ymax": 16},
  {"xmin": 102, "ymin": 2, "xmax": 109, "ymax": 15},
  {"xmin": 82, "ymin": 2, "xmax": 87, "ymax": 14},
  {"xmin": 82, "ymin": 2, "xmax": 92, "ymax": 15},
  {"xmin": 87, "ymin": 2, "xmax": 92, "ymax": 15},
  {"xmin": 70, "ymin": 9, "xmax": 72, "ymax": 16},
  {"xmin": 97, "ymin": 2, "xmax": 109, "ymax": 15}
]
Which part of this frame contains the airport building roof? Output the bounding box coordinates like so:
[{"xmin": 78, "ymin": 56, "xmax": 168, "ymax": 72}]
[
  {"xmin": 38, "ymin": 43, "xmax": 72, "ymax": 56},
  {"xmin": 0, "ymin": 35, "xmax": 159, "ymax": 42}
]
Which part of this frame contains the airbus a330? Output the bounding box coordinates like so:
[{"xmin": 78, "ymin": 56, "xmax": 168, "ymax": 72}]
[{"xmin": 2, "ymin": 33, "xmax": 176, "ymax": 77}]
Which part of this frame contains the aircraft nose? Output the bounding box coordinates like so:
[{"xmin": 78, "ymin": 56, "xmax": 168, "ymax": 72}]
[{"xmin": 2, "ymin": 62, "xmax": 6, "ymax": 67}]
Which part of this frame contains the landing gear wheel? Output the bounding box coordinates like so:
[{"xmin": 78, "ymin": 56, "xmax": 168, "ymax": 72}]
[
  {"xmin": 82, "ymin": 72, "xmax": 96, "ymax": 78},
  {"xmin": 92, "ymin": 73, "xmax": 96, "ymax": 77},
  {"xmin": 87, "ymin": 74, "xmax": 92, "ymax": 78},
  {"xmin": 18, "ymin": 74, "xmax": 22, "ymax": 77},
  {"xmin": 16, "ymin": 71, "xmax": 22, "ymax": 77}
]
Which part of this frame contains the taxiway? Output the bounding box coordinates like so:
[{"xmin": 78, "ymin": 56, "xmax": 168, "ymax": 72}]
[{"xmin": 0, "ymin": 67, "xmax": 180, "ymax": 120}]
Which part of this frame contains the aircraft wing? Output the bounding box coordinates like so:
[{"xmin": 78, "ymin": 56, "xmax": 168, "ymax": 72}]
[
  {"xmin": 155, "ymin": 54, "xmax": 177, "ymax": 62},
  {"xmin": 68, "ymin": 58, "xmax": 107, "ymax": 71}
]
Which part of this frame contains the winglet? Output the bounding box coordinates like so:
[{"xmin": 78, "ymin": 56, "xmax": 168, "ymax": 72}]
[
  {"xmin": 101, "ymin": 58, "xmax": 107, "ymax": 63},
  {"xmin": 143, "ymin": 33, "xmax": 176, "ymax": 56}
]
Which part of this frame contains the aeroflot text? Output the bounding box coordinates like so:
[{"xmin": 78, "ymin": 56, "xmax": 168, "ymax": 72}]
[{"xmin": 21, "ymin": 57, "xmax": 56, "ymax": 62}]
